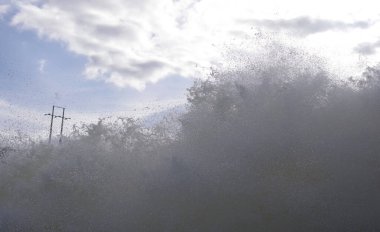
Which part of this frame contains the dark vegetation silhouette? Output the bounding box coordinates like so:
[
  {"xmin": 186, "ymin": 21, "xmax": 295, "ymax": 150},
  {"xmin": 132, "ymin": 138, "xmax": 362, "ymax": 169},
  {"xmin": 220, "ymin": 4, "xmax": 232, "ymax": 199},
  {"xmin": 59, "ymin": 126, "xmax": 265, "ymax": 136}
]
[{"xmin": 1, "ymin": 44, "xmax": 380, "ymax": 231}]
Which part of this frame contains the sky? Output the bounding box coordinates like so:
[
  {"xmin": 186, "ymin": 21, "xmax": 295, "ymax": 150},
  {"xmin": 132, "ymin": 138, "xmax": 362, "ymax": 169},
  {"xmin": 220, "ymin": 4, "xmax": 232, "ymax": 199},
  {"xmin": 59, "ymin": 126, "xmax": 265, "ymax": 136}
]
[{"xmin": 1, "ymin": 0, "xmax": 380, "ymax": 139}]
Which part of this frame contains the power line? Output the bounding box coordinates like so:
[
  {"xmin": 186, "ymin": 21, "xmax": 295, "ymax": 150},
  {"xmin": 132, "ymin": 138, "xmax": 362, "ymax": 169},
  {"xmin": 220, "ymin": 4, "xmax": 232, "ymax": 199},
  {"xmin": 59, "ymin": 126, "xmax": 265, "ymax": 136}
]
[{"xmin": 44, "ymin": 105, "xmax": 71, "ymax": 144}]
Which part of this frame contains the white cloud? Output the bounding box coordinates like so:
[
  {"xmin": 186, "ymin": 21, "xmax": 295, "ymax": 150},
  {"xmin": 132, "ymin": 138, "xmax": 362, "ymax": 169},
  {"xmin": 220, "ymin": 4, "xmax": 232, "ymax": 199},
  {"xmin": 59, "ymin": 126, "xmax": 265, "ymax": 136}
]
[
  {"xmin": 11, "ymin": 0, "xmax": 217, "ymax": 90},
  {"xmin": 38, "ymin": 59, "xmax": 46, "ymax": 73},
  {"xmin": 0, "ymin": 99, "xmax": 10, "ymax": 108},
  {"xmin": 9, "ymin": 0, "xmax": 380, "ymax": 89},
  {"xmin": 245, "ymin": 17, "xmax": 371, "ymax": 36},
  {"xmin": 0, "ymin": 4, "xmax": 9, "ymax": 18}
]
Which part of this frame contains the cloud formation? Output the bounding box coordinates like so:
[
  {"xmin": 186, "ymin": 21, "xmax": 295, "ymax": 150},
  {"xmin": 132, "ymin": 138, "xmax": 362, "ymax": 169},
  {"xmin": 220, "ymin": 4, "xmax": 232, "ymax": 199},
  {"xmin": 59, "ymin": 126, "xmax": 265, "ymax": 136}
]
[
  {"xmin": 7, "ymin": 0, "xmax": 380, "ymax": 89},
  {"xmin": 38, "ymin": 59, "xmax": 46, "ymax": 73},
  {"xmin": 11, "ymin": 0, "xmax": 220, "ymax": 90},
  {"xmin": 354, "ymin": 40, "xmax": 380, "ymax": 55},
  {"xmin": 0, "ymin": 99, "xmax": 10, "ymax": 108},
  {"xmin": 244, "ymin": 17, "xmax": 371, "ymax": 36},
  {"xmin": 0, "ymin": 4, "xmax": 9, "ymax": 18}
]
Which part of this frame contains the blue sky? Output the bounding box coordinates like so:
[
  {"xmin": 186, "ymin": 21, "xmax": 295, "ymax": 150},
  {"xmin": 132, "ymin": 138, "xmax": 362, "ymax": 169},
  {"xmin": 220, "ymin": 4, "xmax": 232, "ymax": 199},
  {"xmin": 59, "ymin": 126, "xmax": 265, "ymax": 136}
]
[{"xmin": 1, "ymin": 0, "xmax": 380, "ymax": 138}]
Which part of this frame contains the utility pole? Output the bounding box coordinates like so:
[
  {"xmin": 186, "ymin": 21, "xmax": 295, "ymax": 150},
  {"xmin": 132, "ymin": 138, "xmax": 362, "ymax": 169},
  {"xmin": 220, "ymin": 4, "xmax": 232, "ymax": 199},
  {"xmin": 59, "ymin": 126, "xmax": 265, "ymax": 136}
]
[
  {"xmin": 44, "ymin": 105, "xmax": 55, "ymax": 144},
  {"xmin": 55, "ymin": 107, "xmax": 71, "ymax": 144},
  {"xmin": 44, "ymin": 105, "xmax": 71, "ymax": 144}
]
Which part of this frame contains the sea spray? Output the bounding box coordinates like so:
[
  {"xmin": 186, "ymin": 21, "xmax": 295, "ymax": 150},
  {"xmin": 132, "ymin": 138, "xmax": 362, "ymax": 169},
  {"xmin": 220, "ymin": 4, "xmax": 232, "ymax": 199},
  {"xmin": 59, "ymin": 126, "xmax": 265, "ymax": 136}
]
[{"xmin": 1, "ymin": 44, "xmax": 380, "ymax": 231}]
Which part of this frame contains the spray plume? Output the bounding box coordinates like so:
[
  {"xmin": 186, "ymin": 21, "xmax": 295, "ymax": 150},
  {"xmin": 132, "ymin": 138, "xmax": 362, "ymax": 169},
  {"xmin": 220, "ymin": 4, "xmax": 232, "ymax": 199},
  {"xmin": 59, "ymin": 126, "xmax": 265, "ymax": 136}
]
[{"xmin": 1, "ymin": 42, "xmax": 380, "ymax": 231}]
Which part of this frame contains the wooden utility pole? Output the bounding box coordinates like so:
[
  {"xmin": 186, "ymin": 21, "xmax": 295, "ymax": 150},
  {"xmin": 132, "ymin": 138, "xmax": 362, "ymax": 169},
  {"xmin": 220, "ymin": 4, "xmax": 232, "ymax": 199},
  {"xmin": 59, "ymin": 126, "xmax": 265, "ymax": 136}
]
[
  {"xmin": 44, "ymin": 105, "xmax": 71, "ymax": 144},
  {"xmin": 44, "ymin": 105, "xmax": 55, "ymax": 144}
]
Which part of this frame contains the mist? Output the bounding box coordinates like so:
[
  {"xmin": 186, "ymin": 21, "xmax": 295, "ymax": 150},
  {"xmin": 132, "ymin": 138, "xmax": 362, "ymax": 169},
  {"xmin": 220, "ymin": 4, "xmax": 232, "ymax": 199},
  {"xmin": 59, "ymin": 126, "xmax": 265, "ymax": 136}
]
[{"xmin": 1, "ymin": 44, "xmax": 380, "ymax": 231}]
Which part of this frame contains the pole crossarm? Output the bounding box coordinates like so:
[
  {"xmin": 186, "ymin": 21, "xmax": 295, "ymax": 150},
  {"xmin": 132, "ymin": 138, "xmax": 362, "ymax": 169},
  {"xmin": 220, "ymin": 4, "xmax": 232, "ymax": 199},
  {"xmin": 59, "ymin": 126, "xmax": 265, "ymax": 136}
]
[{"xmin": 54, "ymin": 115, "xmax": 71, "ymax": 120}]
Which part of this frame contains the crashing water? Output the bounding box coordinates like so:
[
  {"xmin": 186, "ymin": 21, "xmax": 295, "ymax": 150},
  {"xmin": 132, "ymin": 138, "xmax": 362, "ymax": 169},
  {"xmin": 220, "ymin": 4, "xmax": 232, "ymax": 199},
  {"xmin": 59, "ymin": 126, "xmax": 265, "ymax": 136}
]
[{"xmin": 1, "ymin": 44, "xmax": 380, "ymax": 231}]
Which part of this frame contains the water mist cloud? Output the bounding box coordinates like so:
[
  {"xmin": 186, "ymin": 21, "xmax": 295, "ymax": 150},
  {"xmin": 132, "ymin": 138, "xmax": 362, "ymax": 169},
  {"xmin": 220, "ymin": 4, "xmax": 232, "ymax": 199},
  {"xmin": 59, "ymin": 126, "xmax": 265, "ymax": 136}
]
[
  {"xmin": 243, "ymin": 16, "xmax": 371, "ymax": 36},
  {"xmin": 2, "ymin": 43, "xmax": 380, "ymax": 231},
  {"xmin": 354, "ymin": 39, "xmax": 380, "ymax": 55}
]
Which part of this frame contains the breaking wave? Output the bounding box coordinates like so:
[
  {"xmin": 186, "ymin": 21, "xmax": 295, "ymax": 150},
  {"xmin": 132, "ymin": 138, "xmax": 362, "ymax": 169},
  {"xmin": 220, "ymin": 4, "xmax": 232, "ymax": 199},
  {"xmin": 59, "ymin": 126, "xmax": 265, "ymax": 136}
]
[{"xmin": 1, "ymin": 44, "xmax": 380, "ymax": 231}]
